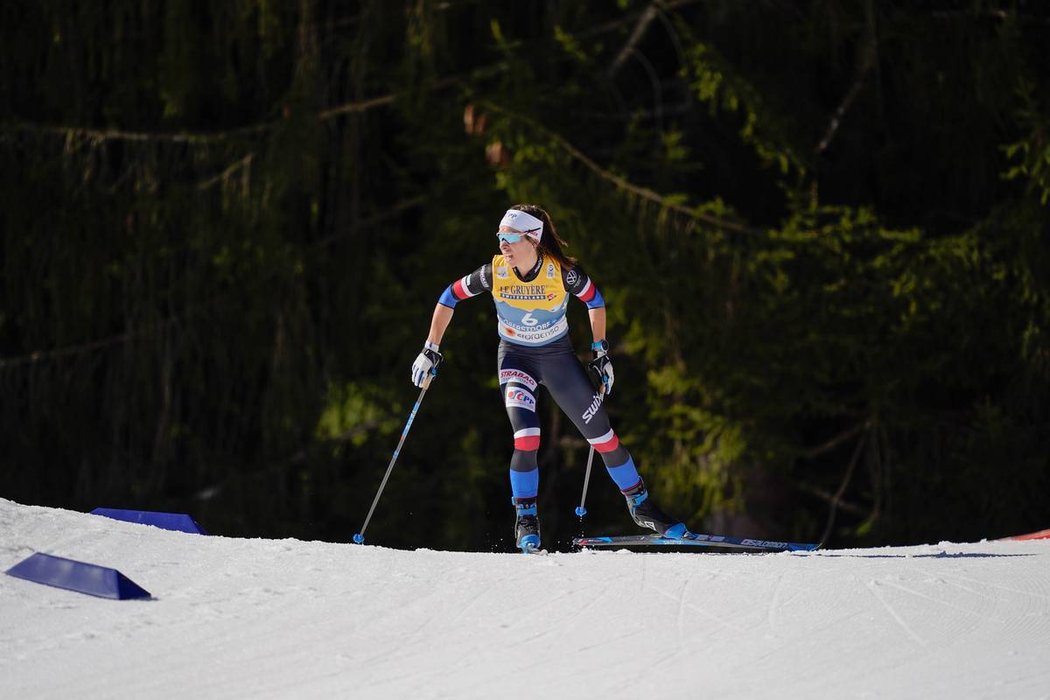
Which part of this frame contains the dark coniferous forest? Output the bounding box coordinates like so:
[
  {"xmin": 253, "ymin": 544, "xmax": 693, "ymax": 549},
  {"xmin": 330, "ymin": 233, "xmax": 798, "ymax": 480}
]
[{"xmin": 1, "ymin": 1, "xmax": 1048, "ymax": 551}]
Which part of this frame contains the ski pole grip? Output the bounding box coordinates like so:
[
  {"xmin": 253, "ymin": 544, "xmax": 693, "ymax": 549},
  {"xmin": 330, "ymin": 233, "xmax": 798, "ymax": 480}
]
[{"xmin": 422, "ymin": 368, "xmax": 436, "ymax": 389}]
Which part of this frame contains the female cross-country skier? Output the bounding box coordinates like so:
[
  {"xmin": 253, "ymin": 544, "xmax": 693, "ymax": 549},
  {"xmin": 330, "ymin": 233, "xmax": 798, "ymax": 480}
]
[{"xmin": 411, "ymin": 204, "xmax": 688, "ymax": 552}]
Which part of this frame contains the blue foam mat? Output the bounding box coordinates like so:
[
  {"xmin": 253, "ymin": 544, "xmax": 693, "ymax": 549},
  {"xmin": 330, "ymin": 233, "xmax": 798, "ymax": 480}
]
[
  {"xmin": 5, "ymin": 552, "xmax": 152, "ymax": 600},
  {"xmin": 90, "ymin": 508, "xmax": 207, "ymax": 534}
]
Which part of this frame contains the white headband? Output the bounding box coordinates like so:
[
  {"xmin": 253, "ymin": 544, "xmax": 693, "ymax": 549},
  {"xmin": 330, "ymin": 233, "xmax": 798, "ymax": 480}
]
[{"xmin": 499, "ymin": 209, "xmax": 544, "ymax": 243}]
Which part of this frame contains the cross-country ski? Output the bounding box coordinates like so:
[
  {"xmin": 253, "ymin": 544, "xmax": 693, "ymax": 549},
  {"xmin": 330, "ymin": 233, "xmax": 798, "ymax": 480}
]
[{"xmin": 574, "ymin": 531, "xmax": 819, "ymax": 552}]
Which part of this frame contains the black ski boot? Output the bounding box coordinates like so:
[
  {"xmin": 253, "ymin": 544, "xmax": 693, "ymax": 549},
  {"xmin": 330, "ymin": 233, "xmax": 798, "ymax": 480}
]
[
  {"xmin": 513, "ymin": 498, "xmax": 541, "ymax": 553},
  {"xmin": 623, "ymin": 481, "xmax": 688, "ymax": 538}
]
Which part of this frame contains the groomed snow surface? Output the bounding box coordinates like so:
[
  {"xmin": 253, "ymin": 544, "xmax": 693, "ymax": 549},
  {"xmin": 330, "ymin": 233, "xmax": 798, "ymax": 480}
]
[{"xmin": 2, "ymin": 498, "xmax": 1049, "ymax": 699}]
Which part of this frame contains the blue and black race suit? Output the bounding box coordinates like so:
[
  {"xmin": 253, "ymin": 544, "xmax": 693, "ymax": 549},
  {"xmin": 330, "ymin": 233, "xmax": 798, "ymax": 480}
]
[{"xmin": 438, "ymin": 254, "xmax": 641, "ymax": 501}]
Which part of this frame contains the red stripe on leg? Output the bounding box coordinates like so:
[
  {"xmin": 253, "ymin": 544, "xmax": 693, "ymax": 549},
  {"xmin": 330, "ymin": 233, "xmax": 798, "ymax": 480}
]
[
  {"xmin": 619, "ymin": 479, "xmax": 643, "ymax": 494},
  {"xmin": 591, "ymin": 434, "xmax": 620, "ymax": 453},
  {"xmin": 514, "ymin": 435, "xmax": 541, "ymax": 451}
]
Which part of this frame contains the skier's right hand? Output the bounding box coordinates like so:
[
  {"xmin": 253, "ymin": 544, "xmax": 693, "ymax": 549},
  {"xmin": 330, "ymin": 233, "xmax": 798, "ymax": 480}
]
[{"xmin": 411, "ymin": 342, "xmax": 443, "ymax": 387}]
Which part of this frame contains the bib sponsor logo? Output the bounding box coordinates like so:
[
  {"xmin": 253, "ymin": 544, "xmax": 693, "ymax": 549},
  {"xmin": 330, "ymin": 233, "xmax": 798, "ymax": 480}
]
[
  {"xmin": 505, "ymin": 387, "xmax": 537, "ymax": 412},
  {"xmin": 501, "ymin": 292, "xmax": 549, "ymax": 301},
  {"xmin": 499, "ymin": 317, "xmax": 568, "ymax": 344},
  {"xmin": 505, "ymin": 315, "xmax": 554, "ymax": 332},
  {"xmin": 500, "ymin": 284, "xmax": 549, "ymax": 302},
  {"xmin": 496, "ymin": 266, "xmax": 508, "ymax": 279},
  {"xmin": 499, "ymin": 369, "xmax": 538, "ymax": 391},
  {"xmin": 547, "ymin": 262, "xmax": 556, "ymax": 279}
]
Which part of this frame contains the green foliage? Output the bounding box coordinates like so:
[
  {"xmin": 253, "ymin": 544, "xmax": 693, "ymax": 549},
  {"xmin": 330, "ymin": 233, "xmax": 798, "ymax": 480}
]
[
  {"xmin": 685, "ymin": 42, "xmax": 804, "ymax": 178},
  {"xmin": 1002, "ymin": 80, "xmax": 1050, "ymax": 205}
]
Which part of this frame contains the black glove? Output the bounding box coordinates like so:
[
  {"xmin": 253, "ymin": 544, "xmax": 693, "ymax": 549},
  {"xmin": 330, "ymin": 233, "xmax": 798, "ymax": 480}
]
[{"xmin": 587, "ymin": 340, "xmax": 614, "ymax": 395}]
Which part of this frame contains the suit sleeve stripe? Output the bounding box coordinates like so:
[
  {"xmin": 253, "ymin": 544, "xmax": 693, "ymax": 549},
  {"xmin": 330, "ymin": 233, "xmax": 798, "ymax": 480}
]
[
  {"xmin": 440, "ymin": 270, "xmax": 487, "ymax": 308},
  {"xmin": 452, "ymin": 277, "xmax": 471, "ymax": 299},
  {"xmin": 438, "ymin": 285, "xmax": 459, "ymax": 308},
  {"xmin": 575, "ymin": 280, "xmax": 595, "ymax": 302},
  {"xmin": 584, "ymin": 286, "xmax": 605, "ymax": 309},
  {"xmin": 576, "ymin": 280, "xmax": 604, "ymax": 309}
]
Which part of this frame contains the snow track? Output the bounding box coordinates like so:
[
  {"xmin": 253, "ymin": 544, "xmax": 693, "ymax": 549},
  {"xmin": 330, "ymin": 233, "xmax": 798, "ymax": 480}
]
[{"xmin": 2, "ymin": 498, "xmax": 1049, "ymax": 699}]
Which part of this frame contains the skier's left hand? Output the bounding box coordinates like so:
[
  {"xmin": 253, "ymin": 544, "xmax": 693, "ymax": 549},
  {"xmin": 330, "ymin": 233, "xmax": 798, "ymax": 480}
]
[{"xmin": 587, "ymin": 343, "xmax": 614, "ymax": 395}]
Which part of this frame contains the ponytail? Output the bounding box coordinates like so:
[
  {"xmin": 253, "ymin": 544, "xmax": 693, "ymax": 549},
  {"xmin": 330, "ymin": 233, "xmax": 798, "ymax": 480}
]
[{"xmin": 510, "ymin": 204, "xmax": 577, "ymax": 268}]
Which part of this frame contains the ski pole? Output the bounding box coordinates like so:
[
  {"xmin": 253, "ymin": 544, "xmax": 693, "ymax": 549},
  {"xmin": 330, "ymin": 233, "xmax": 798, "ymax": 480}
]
[
  {"xmin": 575, "ymin": 446, "xmax": 596, "ymax": 518},
  {"xmin": 353, "ymin": 371, "xmax": 435, "ymax": 545},
  {"xmin": 575, "ymin": 384, "xmax": 607, "ymax": 519}
]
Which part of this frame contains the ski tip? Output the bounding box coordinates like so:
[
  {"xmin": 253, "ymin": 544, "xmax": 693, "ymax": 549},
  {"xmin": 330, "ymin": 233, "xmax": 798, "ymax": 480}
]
[
  {"xmin": 352, "ymin": 533, "xmax": 365, "ymax": 545},
  {"xmin": 575, "ymin": 506, "xmax": 587, "ymax": 517}
]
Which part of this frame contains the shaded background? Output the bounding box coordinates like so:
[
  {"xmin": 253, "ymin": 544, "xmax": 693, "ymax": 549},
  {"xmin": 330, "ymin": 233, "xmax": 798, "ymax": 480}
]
[{"xmin": 2, "ymin": 0, "xmax": 1048, "ymax": 551}]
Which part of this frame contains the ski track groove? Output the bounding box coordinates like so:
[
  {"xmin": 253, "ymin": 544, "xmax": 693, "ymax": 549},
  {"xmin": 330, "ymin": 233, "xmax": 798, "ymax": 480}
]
[
  {"xmin": 674, "ymin": 574, "xmax": 689, "ymax": 650},
  {"xmin": 572, "ymin": 626, "xmax": 646, "ymax": 654},
  {"xmin": 645, "ymin": 576, "xmax": 698, "ymax": 677},
  {"xmin": 647, "ymin": 580, "xmax": 745, "ymax": 633},
  {"xmin": 766, "ymin": 571, "xmax": 786, "ymax": 633},
  {"xmin": 867, "ymin": 578, "xmax": 928, "ymax": 649},
  {"xmin": 410, "ymin": 583, "xmax": 486, "ymax": 636},
  {"xmin": 880, "ymin": 578, "xmax": 990, "ymax": 622},
  {"xmin": 939, "ymin": 570, "xmax": 1050, "ymax": 603},
  {"xmin": 554, "ymin": 578, "xmax": 614, "ymax": 627},
  {"xmin": 937, "ymin": 575, "xmax": 997, "ymax": 601},
  {"xmin": 936, "ymin": 568, "xmax": 1050, "ymax": 640}
]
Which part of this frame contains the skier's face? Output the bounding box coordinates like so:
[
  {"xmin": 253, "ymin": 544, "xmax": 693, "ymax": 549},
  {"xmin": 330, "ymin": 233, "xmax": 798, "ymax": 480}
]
[{"xmin": 497, "ymin": 227, "xmax": 536, "ymax": 267}]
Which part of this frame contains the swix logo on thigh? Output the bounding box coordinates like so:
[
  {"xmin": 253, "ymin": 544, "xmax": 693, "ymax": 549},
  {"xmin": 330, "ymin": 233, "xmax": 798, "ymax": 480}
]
[
  {"xmin": 499, "ymin": 369, "xmax": 538, "ymax": 391},
  {"xmin": 581, "ymin": 391, "xmax": 606, "ymax": 424},
  {"xmin": 506, "ymin": 388, "xmax": 537, "ymax": 412}
]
